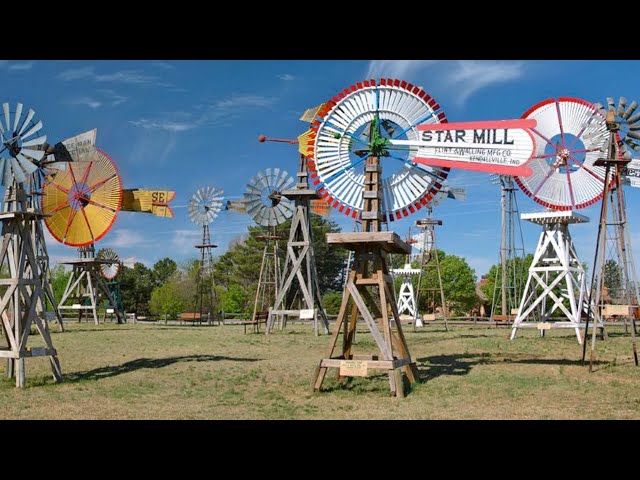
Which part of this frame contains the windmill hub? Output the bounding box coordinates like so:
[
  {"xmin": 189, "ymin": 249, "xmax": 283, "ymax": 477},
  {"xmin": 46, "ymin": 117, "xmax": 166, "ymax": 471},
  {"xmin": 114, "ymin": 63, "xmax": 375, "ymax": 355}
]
[
  {"xmin": 268, "ymin": 190, "xmax": 282, "ymax": 206},
  {"xmin": 68, "ymin": 182, "xmax": 92, "ymax": 210},
  {"xmin": 2, "ymin": 132, "xmax": 22, "ymax": 157},
  {"xmin": 554, "ymin": 148, "xmax": 570, "ymax": 168}
]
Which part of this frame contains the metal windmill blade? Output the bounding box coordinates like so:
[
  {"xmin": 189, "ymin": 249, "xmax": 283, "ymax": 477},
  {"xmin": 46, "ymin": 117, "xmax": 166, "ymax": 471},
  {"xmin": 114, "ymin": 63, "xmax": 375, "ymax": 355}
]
[
  {"xmin": 188, "ymin": 186, "xmax": 224, "ymax": 226},
  {"xmin": 597, "ymin": 96, "xmax": 640, "ymax": 158},
  {"xmin": 243, "ymin": 169, "xmax": 294, "ymax": 227},
  {"xmin": 0, "ymin": 102, "xmax": 46, "ymax": 186},
  {"xmin": 96, "ymin": 247, "xmax": 121, "ymax": 280}
]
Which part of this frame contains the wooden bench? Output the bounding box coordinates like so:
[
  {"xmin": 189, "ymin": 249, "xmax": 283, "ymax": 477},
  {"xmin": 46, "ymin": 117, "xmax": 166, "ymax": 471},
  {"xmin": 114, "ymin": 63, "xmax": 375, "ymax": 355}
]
[
  {"xmin": 240, "ymin": 311, "xmax": 269, "ymax": 334},
  {"xmin": 179, "ymin": 313, "xmax": 202, "ymax": 324}
]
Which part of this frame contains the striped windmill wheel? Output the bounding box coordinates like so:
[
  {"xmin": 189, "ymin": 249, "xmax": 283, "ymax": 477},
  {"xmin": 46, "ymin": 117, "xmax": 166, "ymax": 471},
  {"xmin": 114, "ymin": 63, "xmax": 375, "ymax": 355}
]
[
  {"xmin": 96, "ymin": 247, "xmax": 120, "ymax": 280},
  {"xmin": 307, "ymin": 78, "xmax": 449, "ymax": 222},
  {"xmin": 244, "ymin": 168, "xmax": 294, "ymax": 227},
  {"xmin": 42, "ymin": 149, "xmax": 122, "ymax": 246},
  {"xmin": 593, "ymin": 96, "xmax": 640, "ymax": 158},
  {"xmin": 0, "ymin": 102, "xmax": 47, "ymax": 186},
  {"xmin": 188, "ymin": 186, "xmax": 224, "ymax": 226},
  {"xmin": 514, "ymin": 98, "xmax": 610, "ymax": 211}
]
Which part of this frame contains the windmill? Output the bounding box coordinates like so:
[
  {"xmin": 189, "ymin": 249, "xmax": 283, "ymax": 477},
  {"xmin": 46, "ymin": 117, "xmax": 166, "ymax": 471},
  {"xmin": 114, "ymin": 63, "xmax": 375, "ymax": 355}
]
[
  {"xmin": 96, "ymin": 247, "xmax": 123, "ymax": 321},
  {"xmin": 0, "ymin": 102, "xmax": 63, "ymax": 387},
  {"xmin": 188, "ymin": 186, "xmax": 224, "ymax": 326},
  {"xmin": 244, "ymin": 168, "xmax": 294, "ymax": 332},
  {"xmin": 583, "ymin": 97, "xmax": 640, "ymax": 371},
  {"xmin": 489, "ymin": 174, "xmax": 526, "ymax": 323},
  {"xmin": 309, "ymin": 78, "xmax": 450, "ymax": 397},
  {"xmin": 413, "ymin": 210, "xmax": 447, "ymax": 330},
  {"xmin": 259, "ymin": 105, "xmax": 332, "ymax": 336},
  {"xmin": 510, "ymin": 97, "xmax": 610, "ymax": 344},
  {"xmin": 42, "ymin": 139, "xmax": 175, "ymax": 325}
]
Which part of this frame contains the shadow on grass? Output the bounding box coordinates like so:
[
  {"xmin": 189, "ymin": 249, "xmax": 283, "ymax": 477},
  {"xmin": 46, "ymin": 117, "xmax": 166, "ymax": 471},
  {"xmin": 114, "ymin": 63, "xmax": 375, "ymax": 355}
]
[
  {"xmin": 66, "ymin": 355, "xmax": 260, "ymax": 382},
  {"xmin": 415, "ymin": 353, "xmax": 606, "ymax": 382}
]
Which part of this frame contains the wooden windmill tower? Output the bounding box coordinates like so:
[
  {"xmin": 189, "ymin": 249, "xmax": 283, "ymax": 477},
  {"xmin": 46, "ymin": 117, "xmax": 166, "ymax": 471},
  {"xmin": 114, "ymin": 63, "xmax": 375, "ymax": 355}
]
[
  {"xmin": 510, "ymin": 97, "xmax": 611, "ymax": 344},
  {"xmin": 188, "ymin": 186, "xmax": 224, "ymax": 325},
  {"xmin": 243, "ymin": 168, "xmax": 294, "ymax": 332},
  {"xmin": 308, "ymin": 79, "xmax": 452, "ymax": 397},
  {"xmin": 259, "ymin": 111, "xmax": 332, "ymax": 336},
  {"xmin": 583, "ymin": 97, "xmax": 640, "ymax": 370},
  {"xmin": 0, "ymin": 102, "xmax": 63, "ymax": 387}
]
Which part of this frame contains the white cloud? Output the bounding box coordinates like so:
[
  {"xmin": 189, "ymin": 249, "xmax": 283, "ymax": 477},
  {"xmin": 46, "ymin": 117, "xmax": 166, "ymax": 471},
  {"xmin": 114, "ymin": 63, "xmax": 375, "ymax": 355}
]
[
  {"xmin": 364, "ymin": 59, "xmax": 525, "ymax": 106},
  {"xmin": 366, "ymin": 60, "xmax": 439, "ymax": 79},
  {"xmin": 448, "ymin": 60, "xmax": 525, "ymax": 106},
  {"xmin": 277, "ymin": 73, "xmax": 295, "ymax": 81},
  {"xmin": 151, "ymin": 61, "xmax": 174, "ymax": 69},
  {"xmin": 172, "ymin": 230, "xmax": 202, "ymax": 255},
  {"xmin": 8, "ymin": 62, "xmax": 33, "ymax": 71},
  {"xmin": 94, "ymin": 70, "xmax": 157, "ymax": 85},
  {"xmin": 129, "ymin": 92, "xmax": 275, "ymax": 133},
  {"xmin": 98, "ymin": 89, "xmax": 128, "ymax": 106},
  {"xmin": 129, "ymin": 119, "xmax": 198, "ymax": 132},
  {"xmin": 216, "ymin": 94, "xmax": 276, "ymax": 109},
  {"xmin": 101, "ymin": 228, "xmax": 146, "ymax": 248},
  {"xmin": 58, "ymin": 66, "xmax": 95, "ymax": 80},
  {"xmin": 69, "ymin": 97, "xmax": 102, "ymax": 109},
  {"xmin": 121, "ymin": 256, "xmax": 152, "ymax": 268},
  {"xmin": 57, "ymin": 66, "xmax": 160, "ymax": 86}
]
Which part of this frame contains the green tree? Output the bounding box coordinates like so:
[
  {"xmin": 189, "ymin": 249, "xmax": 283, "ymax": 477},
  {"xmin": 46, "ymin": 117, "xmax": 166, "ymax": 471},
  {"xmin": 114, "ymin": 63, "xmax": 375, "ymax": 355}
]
[
  {"xmin": 149, "ymin": 276, "xmax": 185, "ymax": 320},
  {"xmin": 153, "ymin": 257, "xmax": 177, "ymax": 287},
  {"xmin": 321, "ymin": 290, "xmax": 344, "ymax": 315},
  {"xmin": 119, "ymin": 262, "xmax": 155, "ymax": 315},
  {"xmin": 481, "ymin": 254, "xmax": 533, "ymax": 316},
  {"xmin": 219, "ymin": 283, "xmax": 248, "ymax": 313},
  {"xmin": 604, "ymin": 259, "xmax": 623, "ymax": 301},
  {"xmin": 50, "ymin": 264, "xmax": 71, "ymax": 306},
  {"xmin": 213, "ymin": 214, "xmax": 346, "ymax": 315}
]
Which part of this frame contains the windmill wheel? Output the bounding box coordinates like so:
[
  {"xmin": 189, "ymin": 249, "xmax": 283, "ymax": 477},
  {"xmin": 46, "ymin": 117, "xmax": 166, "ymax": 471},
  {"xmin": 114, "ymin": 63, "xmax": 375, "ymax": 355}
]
[
  {"xmin": 514, "ymin": 97, "xmax": 612, "ymax": 210},
  {"xmin": 307, "ymin": 78, "xmax": 449, "ymax": 222},
  {"xmin": 594, "ymin": 96, "xmax": 640, "ymax": 158},
  {"xmin": 188, "ymin": 186, "xmax": 224, "ymax": 226},
  {"xmin": 97, "ymin": 247, "xmax": 120, "ymax": 280},
  {"xmin": 244, "ymin": 168, "xmax": 294, "ymax": 226},
  {"xmin": 42, "ymin": 149, "xmax": 122, "ymax": 246},
  {"xmin": 412, "ymin": 230, "xmax": 434, "ymax": 253},
  {"xmin": 0, "ymin": 102, "xmax": 46, "ymax": 186}
]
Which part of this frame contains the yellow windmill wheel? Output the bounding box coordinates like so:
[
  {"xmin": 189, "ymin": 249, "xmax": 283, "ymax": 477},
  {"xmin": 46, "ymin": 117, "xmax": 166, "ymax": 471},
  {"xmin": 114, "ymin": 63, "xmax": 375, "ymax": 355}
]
[{"xmin": 42, "ymin": 148, "xmax": 122, "ymax": 247}]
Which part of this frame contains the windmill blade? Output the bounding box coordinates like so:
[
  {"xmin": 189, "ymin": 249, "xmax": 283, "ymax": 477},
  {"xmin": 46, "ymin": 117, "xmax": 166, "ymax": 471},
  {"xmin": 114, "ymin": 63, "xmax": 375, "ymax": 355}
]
[
  {"xmin": 3, "ymin": 103, "xmax": 10, "ymax": 132},
  {"xmin": 10, "ymin": 158, "xmax": 27, "ymax": 183},
  {"xmin": 22, "ymin": 135, "xmax": 47, "ymax": 148},
  {"xmin": 1, "ymin": 159, "xmax": 11, "ymax": 186},
  {"xmin": 13, "ymin": 103, "xmax": 23, "ymax": 132},
  {"xmin": 18, "ymin": 109, "xmax": 35, "ymax": 136},
  {"xmin": 623, "ymin": 101, "xmax": 638, "ymax": 121},
  {"xmin": 22, "ymin": 120, "xmax": 43, "ymax": 140},
  {"xmin": 617, "ymin": 97, "xmax": 627, "ymax": 118},
  {"xmin": 0, "ymin": 158, "xmax": 6, "ymax": 186},
  {"xmin": 16, "ymin": 153, "xmax": 37, "ymax": 174},
  {"xmin": 607, "ymin": 97, "xmax": 615, "ymax": 111}
]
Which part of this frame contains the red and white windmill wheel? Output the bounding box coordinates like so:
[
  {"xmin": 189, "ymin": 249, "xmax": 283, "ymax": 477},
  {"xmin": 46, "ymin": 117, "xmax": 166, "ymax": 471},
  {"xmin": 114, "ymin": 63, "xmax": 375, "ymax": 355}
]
[
  {"xmin": 514, "ymin": 97, "xmax": 612, "ymax": 211},
  {"xmin": 306, "ymin": 79, "xmax": 449, "ymax": 222}
]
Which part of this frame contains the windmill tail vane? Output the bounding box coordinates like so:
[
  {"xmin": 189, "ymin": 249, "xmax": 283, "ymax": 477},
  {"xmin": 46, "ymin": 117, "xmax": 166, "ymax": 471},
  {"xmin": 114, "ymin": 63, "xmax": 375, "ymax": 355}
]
[{"xmin": 121, "ymin": 189, "xmax": 176, "ymax": 218}]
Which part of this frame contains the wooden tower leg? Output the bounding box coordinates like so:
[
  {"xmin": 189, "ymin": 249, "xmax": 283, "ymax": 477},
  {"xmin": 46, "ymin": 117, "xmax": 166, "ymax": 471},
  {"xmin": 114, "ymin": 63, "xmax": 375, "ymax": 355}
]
[{"xmin": 312, "ymin": 156, "xmax": 419, "ymax": 397}]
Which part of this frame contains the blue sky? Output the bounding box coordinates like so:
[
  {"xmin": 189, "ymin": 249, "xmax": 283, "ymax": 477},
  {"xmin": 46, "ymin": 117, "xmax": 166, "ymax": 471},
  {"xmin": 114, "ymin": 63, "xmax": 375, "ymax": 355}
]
[{"xmin": 3, "ymin": 59, "xmax": 640, "ymax": 277}]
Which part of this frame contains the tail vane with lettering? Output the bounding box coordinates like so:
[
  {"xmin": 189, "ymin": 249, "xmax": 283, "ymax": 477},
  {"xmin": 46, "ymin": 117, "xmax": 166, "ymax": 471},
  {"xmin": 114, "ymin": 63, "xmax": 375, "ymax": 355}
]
[{"xmin": 121, "ymin": 189, "xmax": 176, "ymax": 218}]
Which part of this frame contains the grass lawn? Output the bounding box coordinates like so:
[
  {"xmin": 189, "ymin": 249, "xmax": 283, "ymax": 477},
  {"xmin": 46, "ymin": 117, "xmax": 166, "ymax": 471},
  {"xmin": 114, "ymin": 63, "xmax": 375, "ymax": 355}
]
[{"xmin": 1, "ymin": 321, "xmax": 639, "ymax": 419}]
